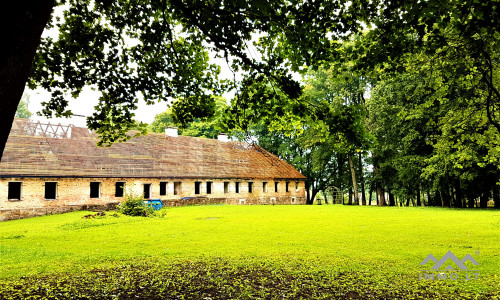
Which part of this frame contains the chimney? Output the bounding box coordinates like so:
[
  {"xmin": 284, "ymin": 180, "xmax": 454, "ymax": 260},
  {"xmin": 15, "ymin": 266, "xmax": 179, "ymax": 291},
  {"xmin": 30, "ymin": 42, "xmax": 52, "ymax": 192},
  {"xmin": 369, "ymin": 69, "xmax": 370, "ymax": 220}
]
[
  {"xmin": 165, "ymin": 127, "xmax": 178, "ymax": 137},
  {"xmin": 218, "ymin": 133, "xmax": 229, "ymax": 142}
]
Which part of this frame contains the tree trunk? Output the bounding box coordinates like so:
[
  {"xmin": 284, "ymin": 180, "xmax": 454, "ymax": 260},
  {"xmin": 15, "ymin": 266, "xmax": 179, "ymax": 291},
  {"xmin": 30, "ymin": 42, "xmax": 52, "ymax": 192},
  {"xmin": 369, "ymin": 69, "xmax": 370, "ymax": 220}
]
[
  {"xmin": 480, "ymin": 191, "xmax": 489, "ymax": 208},
  {"xmin": 439, "ymin": 183, "xmax": 451, "ymax": 207},
  {"xmin": 415, "ymin": 185, "xmax": 421, "ymax": 206},
  {"xmin": 376, "ymin": 182, "xmax": 385, "ymax": 206},
  {"xmin": 305, "ymin": 182, "xmax": 313, "ymax": 204},
  {"xmin": 454, "ymin": 179, "xmax": 463, "ymax": 208},
  {"xmin": 358, "ymin": 152, "xmax": 366, "ymax": 205},
  {"xmin": 467, "ymin": 194, "xmax": 475, "ymax": 208},
  {"xmin": 388, "ymin": 187, "xmax": 395, "ymax": 206},
  {"xmin": 348, "ymin": 154, "xmax": 359, "ymax": 205},
  {"xmin": 348, "ymin": 187, "xmax": 353, "ymax": 205},
  {"xmin": 0, "ymin": 0, "xmax": 55, "ymax": 160},
  {"xmin": 493, "ymin": 184, "xmax": 499, "ymax": 209},
  {"xmin": 368, "ymin": 183, "xmax": 374, "ymax": 206}
]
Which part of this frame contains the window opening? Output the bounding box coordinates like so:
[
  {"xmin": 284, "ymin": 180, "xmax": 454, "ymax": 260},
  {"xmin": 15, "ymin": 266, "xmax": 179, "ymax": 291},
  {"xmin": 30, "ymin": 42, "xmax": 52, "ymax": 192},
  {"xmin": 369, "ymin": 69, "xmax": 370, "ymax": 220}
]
[
  {"xmin": 144, "ymin": 183, "xmax": 152, "ymax": 199},
  {"xmin": 174, "ymin": 182, "xmax": 182, "ymax": 195},
  {"xmin": 160, "ymin": 182, "xmax": 167, "ymax": 196},
  {"xmin": 8, "ymin": 182, "xmax": 21, "ymax": 200},
  {"xmin": 90, "ymin": 182, "xmax": 100, "ymax": 198},
  {"xmin": 45, "ymin": 182, "xmax": 57, "ymax": 200}
]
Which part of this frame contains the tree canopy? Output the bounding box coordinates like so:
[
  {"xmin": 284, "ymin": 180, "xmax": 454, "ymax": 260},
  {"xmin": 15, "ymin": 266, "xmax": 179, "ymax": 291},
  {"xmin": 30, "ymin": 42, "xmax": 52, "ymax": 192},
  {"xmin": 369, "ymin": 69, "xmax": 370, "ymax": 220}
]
[{"xmin": 1, "ymin": 0, "xmax": 499, "ymax": 207}]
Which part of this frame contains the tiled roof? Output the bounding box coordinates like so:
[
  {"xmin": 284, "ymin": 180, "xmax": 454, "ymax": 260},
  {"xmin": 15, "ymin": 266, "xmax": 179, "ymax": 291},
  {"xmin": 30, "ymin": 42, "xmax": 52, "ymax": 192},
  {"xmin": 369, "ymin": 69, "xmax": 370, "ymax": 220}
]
[{"xmin": 0, "ymin": 119, "xmax": 306, "ymax": 180}]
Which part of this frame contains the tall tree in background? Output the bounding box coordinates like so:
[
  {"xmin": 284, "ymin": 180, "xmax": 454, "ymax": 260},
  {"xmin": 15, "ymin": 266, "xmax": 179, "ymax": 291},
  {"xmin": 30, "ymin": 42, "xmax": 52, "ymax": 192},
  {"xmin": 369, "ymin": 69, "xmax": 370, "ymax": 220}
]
[
  {"xmin": 15, "ymin": 92, "xmax": 33, "ymax": 119},
  {"xmin": 150, "ymin": 96, "xmax": 227, "ymax": 139}
]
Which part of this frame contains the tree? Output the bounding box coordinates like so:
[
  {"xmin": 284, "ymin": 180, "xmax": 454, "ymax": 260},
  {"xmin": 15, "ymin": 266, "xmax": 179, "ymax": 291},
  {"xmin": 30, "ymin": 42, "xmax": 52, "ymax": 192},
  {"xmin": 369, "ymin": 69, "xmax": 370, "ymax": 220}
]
[
  {"xmin": 15, "ymin": 92, "xmax": 33, "ymax": 119},
  {"xmin": 150, "ymin": 96, "xmax": 228, "ymax": 139}
]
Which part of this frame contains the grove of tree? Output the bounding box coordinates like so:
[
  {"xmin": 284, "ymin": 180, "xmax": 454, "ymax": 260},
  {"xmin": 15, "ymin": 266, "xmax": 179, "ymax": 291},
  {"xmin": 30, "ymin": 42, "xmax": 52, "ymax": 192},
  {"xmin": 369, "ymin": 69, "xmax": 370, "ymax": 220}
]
[{"xmin": 1, "ymin": 0, "xmax": 499, "ymax": 207}]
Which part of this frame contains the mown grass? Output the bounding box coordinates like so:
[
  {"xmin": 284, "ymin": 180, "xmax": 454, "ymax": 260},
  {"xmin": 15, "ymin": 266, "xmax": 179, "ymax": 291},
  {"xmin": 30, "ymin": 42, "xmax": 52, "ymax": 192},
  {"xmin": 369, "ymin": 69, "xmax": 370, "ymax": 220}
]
[{"xmin": 0, "ymin": 205, "xmax": 498, "ymax": 299}]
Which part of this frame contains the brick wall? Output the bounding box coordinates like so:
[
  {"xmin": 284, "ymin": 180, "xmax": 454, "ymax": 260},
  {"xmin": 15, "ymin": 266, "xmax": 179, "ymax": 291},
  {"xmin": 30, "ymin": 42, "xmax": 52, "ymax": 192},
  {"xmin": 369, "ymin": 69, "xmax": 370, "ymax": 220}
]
[{"xmin": 0, "ymin": 177, "xmax": 306, "ymax": 221}]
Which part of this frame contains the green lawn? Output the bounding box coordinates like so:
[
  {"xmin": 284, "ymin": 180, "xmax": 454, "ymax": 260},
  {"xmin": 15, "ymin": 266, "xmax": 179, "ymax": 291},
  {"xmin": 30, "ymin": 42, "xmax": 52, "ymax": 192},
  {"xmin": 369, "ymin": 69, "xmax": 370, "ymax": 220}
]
[{"xmin": 0, "ymin": 205, "xmax": 498, "ymax": 299}]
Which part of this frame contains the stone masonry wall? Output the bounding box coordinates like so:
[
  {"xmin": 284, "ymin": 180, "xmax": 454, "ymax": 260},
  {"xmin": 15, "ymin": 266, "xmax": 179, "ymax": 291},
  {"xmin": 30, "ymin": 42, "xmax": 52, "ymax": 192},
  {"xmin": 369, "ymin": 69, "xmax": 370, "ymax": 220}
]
[{"xmin": 0, "ymin": 177, "xmax": 306, "ymax": 221}]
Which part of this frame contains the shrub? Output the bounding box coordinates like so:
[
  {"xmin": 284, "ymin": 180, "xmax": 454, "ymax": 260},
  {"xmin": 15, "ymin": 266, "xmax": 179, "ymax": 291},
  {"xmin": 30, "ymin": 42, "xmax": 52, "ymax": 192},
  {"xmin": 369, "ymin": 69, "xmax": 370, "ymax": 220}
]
[{"xmin": 118, "ymin": 194, "xmax": 155, "ymax": 217}]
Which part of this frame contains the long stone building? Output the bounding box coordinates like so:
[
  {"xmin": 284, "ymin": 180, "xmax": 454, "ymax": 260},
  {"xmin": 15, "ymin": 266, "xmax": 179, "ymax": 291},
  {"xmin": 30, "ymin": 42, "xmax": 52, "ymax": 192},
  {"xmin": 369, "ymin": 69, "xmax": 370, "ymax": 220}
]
[{"xmin": 0, "ymin": 119, "xmax": 306, "ymax": 220}]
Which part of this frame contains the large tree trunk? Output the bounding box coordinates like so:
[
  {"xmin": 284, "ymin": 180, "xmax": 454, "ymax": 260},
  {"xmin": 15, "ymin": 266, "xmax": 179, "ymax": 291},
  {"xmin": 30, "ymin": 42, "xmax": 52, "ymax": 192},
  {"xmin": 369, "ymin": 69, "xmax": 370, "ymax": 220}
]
[
  {"xmin": 388, "ymin": 187, "xmax": 395, "ymax": 206},
  {"xmin": 348, "ymin": 154, "xmax": 359, "ymax": 205},
  {"xmin": 0, "ymin": 0, "xmax": 55, "ymax": 160},
  {"xmin": 376, "ymin": 182, "xmax": 385, "ymax": 206},
  {"xmin": 305, "ymin": 181, "xmax": 313, "ymax": 204},
  {"xmin": 479, "ymin": 191, "xmax": 489, "ymax": 208},
  {"xmin": 358, "ymin": 152, "xmax": 366, "ymax": 205}
]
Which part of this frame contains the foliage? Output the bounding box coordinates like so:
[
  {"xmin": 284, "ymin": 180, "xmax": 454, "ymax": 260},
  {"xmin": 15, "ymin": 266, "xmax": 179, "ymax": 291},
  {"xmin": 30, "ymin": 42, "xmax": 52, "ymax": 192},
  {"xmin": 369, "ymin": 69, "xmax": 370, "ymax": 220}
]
[
  {"xmin": 149, "ymin": 96, "xmax": 228, "ymax": 139},
  {"xmin": 15, "ymin": 91, "xmax": 32, "ymax": 119},
  {"xmin": 118, "ymin": 194, "xmax": 154, "ymax": 217}
]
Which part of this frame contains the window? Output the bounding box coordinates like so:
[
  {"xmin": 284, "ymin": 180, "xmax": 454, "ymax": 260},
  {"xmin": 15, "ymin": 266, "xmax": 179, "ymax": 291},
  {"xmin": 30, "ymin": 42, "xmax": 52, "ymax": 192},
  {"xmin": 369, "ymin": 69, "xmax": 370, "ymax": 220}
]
[
  {"xmin": 275, "ymin": 182, "xmax": 279, "ymax": 193},
  {"xmin": 286, "ymin": 182, "xmax": 290, "ymax": 193},
  {"xmin": 262, "ymin": 182, "xmax": 267, "ymax": 193},
  {"xmin": 235, "ymin": 182, "xmax": 240, "ymax": 193},
  {"xmin": 115, "ymin": 182, "xmax": 125, "ymax": 197},
  {"xmin": 295, "ymin": 181, "xmax": 299, "ymax": 190},
  {"xmin": 8, "ymin": 182, "xmax": 21, "ymax": 200},
  {"xmin": 174, "ymin": 182, "xmax": 182, "ymax": 195},
  {"xmin": 206, "ymin": 182, "xmax": 212, "ymax": 194},
  {"xmin": 291, "ymin": 197, "xmax": 296, "ymax": 204},
  {"xmin": 143, "ymin": 183, "xmax": 151, "ymax": 199},
  {"xmin": 90, "ymin": 182, "xmax": 101, "ymax": 198},
  {"xmin": 160, "ymin": 182, "xmax": 167, "ymax": 196},
  {"xmin": 195, "ymin": 182, "xmax": 201, "ymax": 194},
  {"xmin": 224, "ymin": 182, "xmax": 229, "ymax": 194},
  {"xmin": 45, "ymin": 182, "xmax": 57, "ymax": 200},
  {"xmin": 248, "ymin": 182, "xmax": 253, "ymax": 193}
]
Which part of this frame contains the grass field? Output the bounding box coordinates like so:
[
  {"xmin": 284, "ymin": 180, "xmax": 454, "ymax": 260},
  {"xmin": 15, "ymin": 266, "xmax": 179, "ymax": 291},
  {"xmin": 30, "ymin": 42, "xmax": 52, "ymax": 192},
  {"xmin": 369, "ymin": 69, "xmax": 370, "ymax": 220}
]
[{"xmin": 0, "ymin": 205, "xmax": 498, "ymax": 299}]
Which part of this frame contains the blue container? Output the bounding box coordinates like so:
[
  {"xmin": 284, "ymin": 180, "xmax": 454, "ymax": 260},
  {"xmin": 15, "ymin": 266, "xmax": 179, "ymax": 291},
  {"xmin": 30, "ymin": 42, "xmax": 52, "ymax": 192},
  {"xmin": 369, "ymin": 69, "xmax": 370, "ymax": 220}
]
[{"xmin": 144, "ymin": 199, "xmax": 163, "ymax": 210}]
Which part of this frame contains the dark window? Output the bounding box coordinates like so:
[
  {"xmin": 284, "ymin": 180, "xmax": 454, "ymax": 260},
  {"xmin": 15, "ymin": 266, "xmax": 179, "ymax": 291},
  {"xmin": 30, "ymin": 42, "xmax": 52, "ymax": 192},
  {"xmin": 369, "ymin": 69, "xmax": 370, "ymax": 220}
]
[
  {"xmin": 90, "ymin": 182, "xmax": 100, "ymax": 198},
  {"xmin": 195, "ymin": 182, "xmax": 201, "ymax": 194},
  {"xmin": 248, "ymin": 182, "xmax": 253, "ymax": 193},
  {"xmin": 115, "ymin": 182, "xmax": 125, "ymax": 197},
  {"xmin": 295, "ymin": 181, "xmax": 299, "ymax": 190},
  {"xmin": 286, "ymin": 182, "xmax": 290, "ymax": 193},
  {"xmin": 144, "ymin": 184, "xmax": 151, "ymax": 199},
  {"xmin": 235, "ymin": 182, "xmax": 240, "ymax": 193},
  {"xmin": 275, "ymin": 182, "xmax": 279, "ymax": 193},
  {"xmin": 174, "ymin": 182, "xmax": 181, "ymax": 195},
  {"xmin": 8, "ymin": 182, "xmax": 21, "ymax": 200},
  {"xmin": 224, "ymin": 182, "xmax": 229, "ymax": 194},
  {"xmin": 262, "ymin": 182, "xmax": 267, "ymax": 193},
  {"xmin": 160, "ymin": 182, "xmax": 167, "ymax": 196},
  {"xmin": 45, "ymin": 182, "xmax": 57, "ymax": 200},
  {"xmin": 206, "ymin": 182, "xmax": 212, "ymax": 194}
]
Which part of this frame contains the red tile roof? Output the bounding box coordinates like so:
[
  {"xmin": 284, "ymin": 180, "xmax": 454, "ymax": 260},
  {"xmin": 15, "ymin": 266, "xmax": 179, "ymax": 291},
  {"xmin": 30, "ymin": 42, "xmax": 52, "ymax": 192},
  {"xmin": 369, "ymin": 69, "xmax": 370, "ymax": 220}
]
[{"xmin": 0, "ymin": 119, "xmax": 306, "ymax": 180}]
